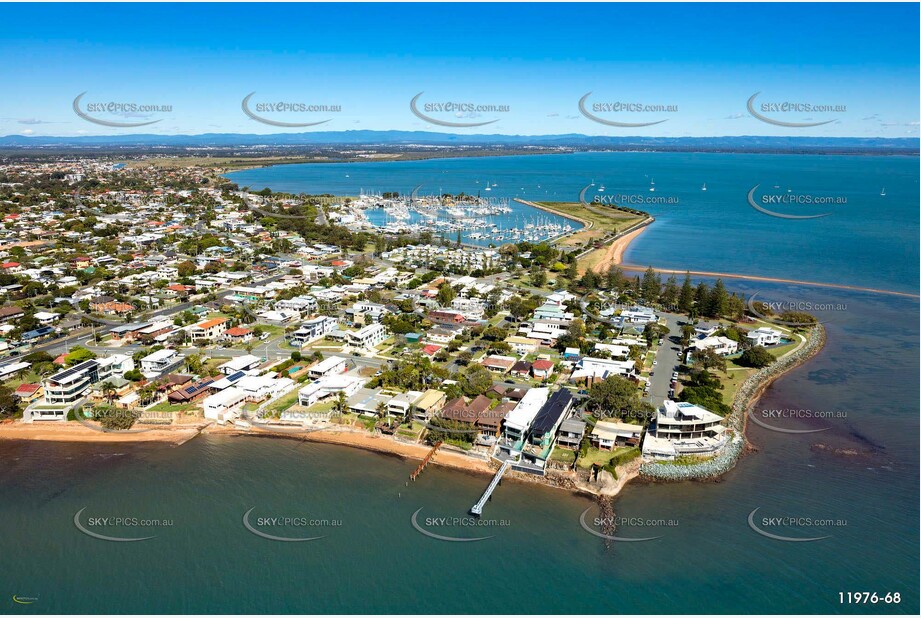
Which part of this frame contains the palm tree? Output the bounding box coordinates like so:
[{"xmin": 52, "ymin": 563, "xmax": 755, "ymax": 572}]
[{"xmin": 100, "ymin": 381, "xmax": 117, "ymax": 405}]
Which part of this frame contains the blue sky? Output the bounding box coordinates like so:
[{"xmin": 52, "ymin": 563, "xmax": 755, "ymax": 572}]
[{"xmin": 1, "ymin": 3, "xmax": 918, "ymax": 138}]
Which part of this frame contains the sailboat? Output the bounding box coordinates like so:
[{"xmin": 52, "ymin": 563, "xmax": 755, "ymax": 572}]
[
  {"xmin": 880, "ymin": 187, "xmax": 886, "ymax": 197},
  {"xmin": 485, "ymin": 181, "xmax": 492, "ymax": 191},
  {"xmin": 599, "ymin": 184, "xmax": 605, "ymax": 192},
  {"xmin": 701, "ymin": 183, "xmax": 707, "ymax": 191},
  {"xmin": 649, "ymin": 179, "xmax": 656, "ymax": 192}
]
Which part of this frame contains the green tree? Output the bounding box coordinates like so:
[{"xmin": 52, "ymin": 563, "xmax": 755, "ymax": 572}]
[
  {"xmin": 459, "ymin": 364, "xmax": 492, "ymax": 397},
  {"xmin": 64, "ymin": 346, "xmax": 96, "ymax": 366},
  {"xmin": 0, "ymin": 384, "xmax": 20, "ymax": 419},
  {"xmin": 640, "ymin": 266, "xmax": 661, "ymax": 303},
  {"xmin": 587, "ymin": 375, "xmax": 654, "ymax": 421},
  {"xmin": 436, "ymin": 283, "xmax": 456, "ymax": 306},
  {"xmin": 738, "ymin": 346, "xmax": 774, "ymax": 368}
]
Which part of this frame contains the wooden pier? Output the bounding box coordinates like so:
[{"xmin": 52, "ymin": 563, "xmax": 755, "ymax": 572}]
[{"xmin": 409, "ymin": 441, "xmax": 442, "ymax": 481}]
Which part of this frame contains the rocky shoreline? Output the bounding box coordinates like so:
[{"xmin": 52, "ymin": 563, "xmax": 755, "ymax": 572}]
[{"xmin": 639, "ymin": 324, "xmax": 827, "ymax": 481}]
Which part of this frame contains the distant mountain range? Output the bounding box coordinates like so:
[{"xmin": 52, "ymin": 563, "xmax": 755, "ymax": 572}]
[{"xmin": 1, "ymin": 131, "xmax": 917, "ymax": 153}]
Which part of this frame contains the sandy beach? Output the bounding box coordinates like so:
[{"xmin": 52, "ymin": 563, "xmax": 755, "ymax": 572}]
[
  {"xmin": 0, "ymin": 420, "xmax": 209, "ymax": 445},
  {"xmin": 207, "ymin": 423, "xmax": 497, "ymax": 477},
  {"xmin": 587, "ymin": 223, "xmax": 651, "ymax": 274}
]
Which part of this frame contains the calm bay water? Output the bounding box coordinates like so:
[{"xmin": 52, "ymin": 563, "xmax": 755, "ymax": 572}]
[
  {"xmin": 226, "ymin": 152, "xmax": 919, "ymax": 294},
  {"xmin": 1, "ymin": 153, "xmax": 917, "ymax": 614}
]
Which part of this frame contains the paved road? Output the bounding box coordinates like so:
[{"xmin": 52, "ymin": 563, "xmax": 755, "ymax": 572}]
[{"xmin": 643, "ymin": 311, "xmax": 685, "ymax": 409}]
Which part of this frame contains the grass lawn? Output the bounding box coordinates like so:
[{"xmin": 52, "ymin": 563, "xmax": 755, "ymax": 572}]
[
  {"xmin": 148, "ymin": 402, "xmax": 198, "ymax": 413},
  {"xmin": 535, "ymin": 201, "xmax": 645, "ymax": 248},
  {"xmin": 550, "ymin": 448, "xmax": 577, "ymax": 464},
  {"xmin": 306, "ymin": 400, "xmax": 337, "ymax": 414},
  {"xmin": 577, "ymin": 445, "xmax": 635, "ymax": 469}
]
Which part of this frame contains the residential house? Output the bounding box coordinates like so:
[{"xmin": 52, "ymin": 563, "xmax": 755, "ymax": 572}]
[
  {"xmin": 590, "ymin": 420, "xmax": 643, "ymax": 450},
  {"xmin": 746, "ymin": 327, "xmax": 782, "ymax": 347},
  {"xmin": 412, "ymin": 389, "xmax": 446, "ymax": 421},
  {"xmin": 308, "ymin": 356, "xmax": 347, "ymax": 379},
  {"xmin": 692, "ymin": 336, "xmax": 739, "ymax": 356},
  {"xmin": 510, "ymin": 360, "xmax": 532, "ymax": 378},
  {"xmin": 224, "ymin": 326, "xmax": 254, "ymax": 344},
  {"xmin": 203, "ymin": 387, "xmax": 247, "ymax": 423},
  {"xmin": 557, "ymin": 418, "xmax": 586, "ymax": 450},
  {"xmin": 187, "ymin": 317, "xmax": 229, "ymax": 342},
  {"xmin": 140, "ymin": 349, "xmax": 183, "ymax": 377},
  {"xmin": 480, "ymin": 355, "xmax": 516, "ymax": 374},
  {"xmin": 218, "ymin": 354, "xmax": 262, "ymax": 375},
  {"xmin": 642, "ymin": 400, "xmax": 727, "ymax": 460},
  {"xmin": 347, "ymin": 323, "xmax": 388, "ymax": 349},
  {"xmin": 290, "ymin": 316, "xmax": 338, "ymax": 347},
  {"xmin": 297, "ymin": 374, "xmax": 365, "ymax": 407},
  {"xmin": 531, "ymin": 359, "xmax": 555, "ymax": 381}
]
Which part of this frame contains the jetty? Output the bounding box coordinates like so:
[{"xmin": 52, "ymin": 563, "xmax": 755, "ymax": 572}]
[
  {"xmin": 470, "ymin": 459, "xmax": 511, "ymax": 517},
  {"xmin": 409, "ymin": 441, "xmax": 442, "ymax": 481}
]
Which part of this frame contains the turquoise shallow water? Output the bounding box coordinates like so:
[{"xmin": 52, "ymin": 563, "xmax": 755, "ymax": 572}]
[{"xmin": 0, "ymin": 153, "xmax": 917, "ymax": 614}]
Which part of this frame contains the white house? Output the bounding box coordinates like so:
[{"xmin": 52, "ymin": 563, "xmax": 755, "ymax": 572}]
[
  {"xmin": 692, "ymin": 336, "xmax": 739, "ymax": 356},
  {"xmin": 570, "ymin": 357, "xmax": 636, "ymax": 382},
  {"xmin": 298, "ymin": 374, "xmax": 366, "ymax": 407},
  {"xmin": 746, "ymin": 327, "xmax": 782, "ymax": 347},
  {"xmin": 218, "ymin": 354, "xmax": 262, "ymax": 375},
  {"xmin": 290, "ymin": 316, "xmax": 338, "ymax": 347},
  {"xmin": 203, "ymin": 387, "xmax": 247, "ymax": 422},
  {"xmin": 347, "ymin": 323, "xmax": 387, "ymax": 349},
  {"xmin": 308, "ymin": 356, "xmax": 347, "ymax": 379},
  {"xmin": 498, "ymin": 387, "xmax": 550, "ymax": 456},
  {"xmin": 140, "ymin": 349, "xmax": 183, "ymax": 377},
  {"xmin": 33, "ymin": 311, "xmax": 60, "ymax": 326},
  {"xmin": 619, "ymin": 306, "xmax": 658, "ymax": 324},
  {"xmin": 642, "ymin": 400, "xmax": 727, "ymax": 460}
]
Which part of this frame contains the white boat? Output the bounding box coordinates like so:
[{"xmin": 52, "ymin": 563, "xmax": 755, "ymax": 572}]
[
  {"xmin": 701, "ymin": 183, "xmax": 707, "ymax": 191},
  {"xmin": 599, "ymin": 185, "xmax": 605, "ymax": 192},
  {"xmin": 880, "ymin": 187, "xmax": 886, "ymax": 196},
  {"xmin": 650, "ymin": 179, "xmax": 656, "ymax": 192}
]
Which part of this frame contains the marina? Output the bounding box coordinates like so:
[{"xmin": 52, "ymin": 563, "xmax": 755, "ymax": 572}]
[{"xmin": 338, "ymin": 189, "xmax": 580, "ymax": 246}]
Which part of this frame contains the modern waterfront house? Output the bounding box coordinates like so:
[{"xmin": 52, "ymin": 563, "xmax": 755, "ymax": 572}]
[
  {"xmin": 40, "ymin": 360, "xmax": 102, "ymax": 410},
  {"xmin": 297, "ymin": 374, "xmax": 365, "ymax": 407},
  {"xmin": 642, "ymin": 400, "xmax": 727, "ymax": 460},
  {"xmin": 496, "ymin": 387, "xmax": 549, "ymax": 459},
  {"xmin": 203, "ymin": 387, "xmax": 247, "ymax": 422},
  {"xmin": 746, "ymin": 327, "xmax": 783, "ymax": 347},
  {"xmin": 519, "ymin": 389, "xmax": 575, "ymax": 472},
  {"xmin": 37, "ymin": 353, "xmax": 135, "ymax": 413}
]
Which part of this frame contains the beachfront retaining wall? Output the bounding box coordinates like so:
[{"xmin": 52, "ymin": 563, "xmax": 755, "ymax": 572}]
[{"xmin": 640, "ymin": 324, "xmax": 826, "ymax": 481}]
